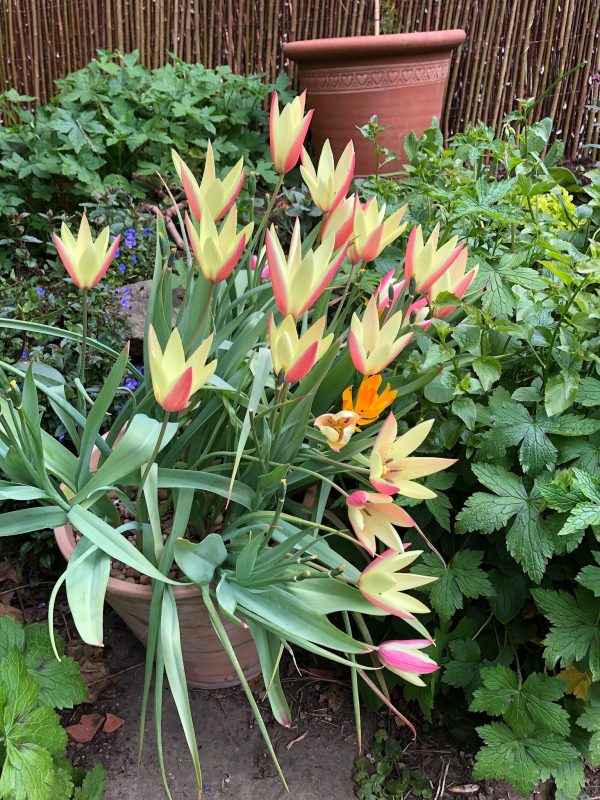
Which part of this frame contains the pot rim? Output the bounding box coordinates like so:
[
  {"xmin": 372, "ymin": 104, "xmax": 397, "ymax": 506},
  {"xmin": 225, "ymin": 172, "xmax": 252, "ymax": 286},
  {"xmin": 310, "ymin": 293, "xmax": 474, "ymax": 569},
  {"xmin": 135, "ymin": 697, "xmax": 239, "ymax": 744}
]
[
  {"xmin": 284, "ymin": 30, "xmax": 466, "ymax": 64},
  {"xmin": 54, "ymin": 522, "xmax": 200, "ymax": 600}
]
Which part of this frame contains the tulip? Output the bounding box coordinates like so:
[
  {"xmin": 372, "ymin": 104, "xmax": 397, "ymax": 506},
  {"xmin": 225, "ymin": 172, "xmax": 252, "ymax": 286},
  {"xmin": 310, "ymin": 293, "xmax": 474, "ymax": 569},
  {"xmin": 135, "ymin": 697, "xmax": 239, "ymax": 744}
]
[
  {"xmin": 185, "ymin": 206, "xmax": 253, "ymax": 283},
  {"xmin": 266, "ymin": 219, "xmax": 348, "ymax": 318},
  {"xmin": 314, "ymin": 410, "xmax": 360, "ymax": 452},
  {"xmin": 268, "ymin": 314, "xmax": 333, "ymax": 383},
  {"xmin": 346, "ymin": 490, "xmax": 413, "ymax": 555},
  {"xmin": 300, "ymin": 139, "xmax": 355, "ymax": 213},
  {"xmin": 404, "ymin": 224, "xmax": 466, "ymax": 294},
  {"xmin": 53, "ymin": 215, "xmax": 120, "ymax": 290},
  {"xmin": 172, "ymin": 142, "xmax": 244, "ymax": 222},
  {"xmin": 270, "ymin": 91, "xmax": 313, "ymax": 175},
  {"xmin": 347, "ymin": 198, "xmax": 407, "ymax": 265},
  {"xmin": 358, "ymin": 549, "xmax": 435, "ymax": 618},
  {"xmin": 342, "ymin": 375, "xmax": 396, "ymax": 428},
  {"xmin": 375, "ymin": 269, "xmax": 405, "ymax": 315},
  {"xmin": 250, "ymin": 250, "xmax": 270, "ymax": 280},
  {"xmin": 148, "ymin": 325, "xmax": 217, "ymax": 412},
  {"xmin": 348, "ymin": 294, "xmax": 415, "ymax": 376},
  {"xmin": 369, "ymin": 415, "xmax": 456, "ymax": 498},
  {"xmin": 321, "ymin": 194, "xmax": 359, "ymax": 250},
  {"xmin": 378, "ymin": 640, "xmax": 439, "ymax": 686},
  {"xmin": 428, "ymin": 249, "xmax": 479, "ymax": 318}
]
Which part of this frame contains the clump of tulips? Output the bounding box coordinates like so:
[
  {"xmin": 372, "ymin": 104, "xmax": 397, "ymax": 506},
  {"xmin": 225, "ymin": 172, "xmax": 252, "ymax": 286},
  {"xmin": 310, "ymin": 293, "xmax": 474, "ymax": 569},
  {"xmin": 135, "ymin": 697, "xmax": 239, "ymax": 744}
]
[{"xmin": 0, "ymin": 89, "xmax": 477, "ymax": 796}]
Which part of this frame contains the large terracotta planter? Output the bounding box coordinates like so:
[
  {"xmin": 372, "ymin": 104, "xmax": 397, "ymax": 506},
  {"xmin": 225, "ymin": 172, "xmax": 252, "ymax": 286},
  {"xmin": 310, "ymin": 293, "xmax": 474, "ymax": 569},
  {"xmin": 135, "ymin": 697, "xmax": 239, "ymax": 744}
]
[
  {"xmin": 54, "ymin": 524, "xmax": 261, "ymax": 689},
  {"xmin": 284, "ymin": 30, "xmax": 466, "ymax": 176}
]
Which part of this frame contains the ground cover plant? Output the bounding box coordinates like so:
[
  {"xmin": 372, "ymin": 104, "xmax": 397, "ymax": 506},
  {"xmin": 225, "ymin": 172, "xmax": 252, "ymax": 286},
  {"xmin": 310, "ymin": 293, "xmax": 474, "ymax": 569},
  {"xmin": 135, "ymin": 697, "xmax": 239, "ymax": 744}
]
[
  {"xmin": 0, "ymin": 616, "xmax": 104, "ymax": 800},
  {"xmin": 347, "ymin": 105, "xmax": 600, "ymax": 798}
]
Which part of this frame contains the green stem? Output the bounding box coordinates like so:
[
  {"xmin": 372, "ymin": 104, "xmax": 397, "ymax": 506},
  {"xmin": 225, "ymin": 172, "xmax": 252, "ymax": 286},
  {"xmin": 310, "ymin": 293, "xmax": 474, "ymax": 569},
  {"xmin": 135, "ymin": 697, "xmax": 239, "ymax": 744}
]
[
  {"xmin": 135, "ymin": 413, "xmax": 171, "ymax": 548},
  {"xmin": 189, "ymin": 282, "xmax": 215, "ymax": 348},
  {"xmin": 79, "ymin": 290, "xmax": 88, "ymax": 396},
  {"xmin": 250, "ymin": 173, "xmax": 284, "ymax": 288},
  {"xmin": 330, "ymin": 260, "xmax": 362, "ymax": 330},
  {"xmin": 542, "ymin": 276, "xmax": 587, "ymax": 390}
]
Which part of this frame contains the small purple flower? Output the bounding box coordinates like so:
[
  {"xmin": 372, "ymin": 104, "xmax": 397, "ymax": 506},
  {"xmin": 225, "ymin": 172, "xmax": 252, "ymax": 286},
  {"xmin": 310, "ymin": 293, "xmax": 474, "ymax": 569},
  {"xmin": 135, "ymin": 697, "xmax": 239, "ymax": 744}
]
[
  {"xmin": 119, "ymin": 262, "xmax": 126, "ymax": 274},
  {"xmin": 143, "ymin": 227, "xmax": 151, "ymax": 234},
  {"xmin": 57, "ymin": 433, "xmax": 65, "ymax": 442},
  {"xmin": 21, "ymin": 349, "xmax": 29, "ymax": 360},
  {"xmin": 121, "ymin": 286, "xmax": 131, "ymax": 311},
  {"xmin": 123, "ymin": 376, "xmax": 139, "ymax": 391},
  {"xmin": 115, "ymin": 248, "xmax": 120, "ymax": 257},
  {"xmin": 35, "ymin": 286, "xmax": 46, "ymax": 296},
  {"xmin": 135, "ymin": 364, "xmax": 144, "ymax": 375},
  {"xmin": 116, "ymin": 405, "xmax": 123, "ymax": 414},
  {"xmin": 124, "ymin": 227, "xmax": 137, "ymax": 248},
  {"xmin": 131, "ymin": 254, "xmax": 137, "ymax": 263}
]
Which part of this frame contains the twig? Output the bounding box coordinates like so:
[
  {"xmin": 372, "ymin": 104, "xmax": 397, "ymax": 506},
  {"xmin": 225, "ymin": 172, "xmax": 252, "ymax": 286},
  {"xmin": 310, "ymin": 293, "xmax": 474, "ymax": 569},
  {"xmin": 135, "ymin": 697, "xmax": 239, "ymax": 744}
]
[
  {"xmin": 87, "ymin": 660, "xmax": 144, "ymax": 685},
  {"xmin": 141, "ymin": 202, "xmax": 186, "ymax": 250}
]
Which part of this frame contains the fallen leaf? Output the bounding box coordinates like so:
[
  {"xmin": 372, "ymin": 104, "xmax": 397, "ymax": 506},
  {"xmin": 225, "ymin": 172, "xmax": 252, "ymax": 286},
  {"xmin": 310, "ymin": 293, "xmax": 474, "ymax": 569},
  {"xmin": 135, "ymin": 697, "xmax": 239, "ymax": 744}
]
[
  {"xmin": 0, "ymin": 558, "xmax": 22, "ymax": 585},
  {"xmin": 448, "ymin": 785, "xmax": 480, "ymax": 794},
  {"xmin": 103, "ymin": 713, "xmax": 124, "ymax": 733},
  {"xmin": 66, "ymin": 713, "xmax": 105, "ymax": 743},
  {"xmin": 65, "ymin": 641, "xmax": 112, "ymax": 703},
  {"xmin": 0, "ymin": 601, "xmax": 23, "ymax": 622},
  {"xmin": 318, "ymin": 683, "xmax": 347, "ymax": 713}
]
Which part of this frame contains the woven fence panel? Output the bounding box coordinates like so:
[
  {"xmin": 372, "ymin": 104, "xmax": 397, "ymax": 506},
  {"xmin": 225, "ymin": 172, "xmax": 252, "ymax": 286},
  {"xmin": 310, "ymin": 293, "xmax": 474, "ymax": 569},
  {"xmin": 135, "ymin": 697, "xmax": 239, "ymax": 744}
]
[{"xmin": 0, "ymin": 0, "xmax": 598, "ymax": 160}]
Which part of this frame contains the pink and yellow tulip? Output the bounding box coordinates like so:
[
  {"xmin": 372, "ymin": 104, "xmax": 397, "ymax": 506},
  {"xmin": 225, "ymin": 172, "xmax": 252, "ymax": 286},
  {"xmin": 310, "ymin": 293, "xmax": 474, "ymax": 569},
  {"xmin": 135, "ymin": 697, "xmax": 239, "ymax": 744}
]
[
  {"xmin": 321, "ymin": 194, "xmax": 359, "ymax": 250},
  {"xmin": 369, "ymin": 415, "xmax": 456, "ymax": 498},
  {"xmin": 358, "ymin": 549, "xmax": 435, "ymax": 618},
  {"xmin": 53, "ymin": 215, "xmax": 120, "ymax": 291},
  {"xmin": 375, "ymin": 269, "xmax": 406, "ymax": 315},
  {"xmin": 346, "ymin": 490, "xmax": 413, "ymax": 555},
  {"xmin": 378, "ymin": 639, "xmax": 439, "ymax": 686},
  {"xmin": 172, "ymin": 142, "xmax": 245, "ymax": 223},
  {"xmin": 347, "ymin": 198, "xmax": 407, "ymax": 265},
  {"xmin": 148, "ymin": 325, "xmax": 217, "ymax": 412},
  {"xmin": 270, "ymin": 91, "xmax": 313, "ymax": 175},
  {"xmin": 268, "ymin": 314, "xmax": 333, "ymax": 383},
  {"xmin": 266, "ymin": 219, "xmax": 348, "ymax": 318},
  {"xmin": 185, "ymin": 206, "xmax": 253, "ymax": 283},
  {"xmin": 428, "ymin": 249, "xmax": 479, "ymax": 318},
  {"xmin": 404, "ymin": 224, "xmax": 465, "ymax": 294},
  {"xmin": 300, "ymin": 139, "xmax": 355, "ymax": 213},
  {"xmin": 349, "ymin": 294, "xmax": 416, "ymax": 376},
  {"xmin": 313, "ymin": 410, "xmax": 360, "ymax": 452}
]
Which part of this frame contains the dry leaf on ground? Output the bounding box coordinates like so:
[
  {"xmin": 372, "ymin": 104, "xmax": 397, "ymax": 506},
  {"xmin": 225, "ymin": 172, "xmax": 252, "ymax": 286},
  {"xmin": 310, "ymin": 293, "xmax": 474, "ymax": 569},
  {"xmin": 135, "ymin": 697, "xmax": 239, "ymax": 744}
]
[{"xmin": 66, "ymin": 712, "xmax": 105, "ymax": 743}]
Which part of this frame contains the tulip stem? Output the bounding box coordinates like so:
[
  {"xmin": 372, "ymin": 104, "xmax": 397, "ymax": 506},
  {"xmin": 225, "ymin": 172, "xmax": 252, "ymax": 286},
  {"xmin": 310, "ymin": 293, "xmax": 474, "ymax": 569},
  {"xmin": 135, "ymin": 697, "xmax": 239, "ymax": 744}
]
[
  {"xmin": 79, "ymin": 290, "xmax": 88, "ymax": 397},
  {"xmin": 135, "ymin": 412, "xmax": 171, "ymax": 550},
  {"xmin": 330, "ymin": 260, "xmax": 362, "ymax": 330},
  {"xmin": 189, "ymin": 282, "xmax": 214, "ymax": 350},
  {"xmin": 249, "ymin": 173, "xmax": 284, "ymax": 288}
]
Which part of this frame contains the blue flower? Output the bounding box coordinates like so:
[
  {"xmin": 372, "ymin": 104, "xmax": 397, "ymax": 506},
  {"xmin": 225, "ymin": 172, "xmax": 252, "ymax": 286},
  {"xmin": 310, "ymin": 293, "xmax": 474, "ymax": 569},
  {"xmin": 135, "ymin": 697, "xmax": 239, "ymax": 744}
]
[
  {"xmin": 119, "ymin": 262, "xmax": 126, "ymax": 274},
  {"xmin": 35, "ymin": 286, "xmax": 46, "ymax": 296},
  {"xmin": 115, "ymin": 248, "xmax": 120, "ymax": 258},
  {"xmin": 123, "ymin": 376, "xmax": 139, "ymax": 391},
  {"xmin": 143, "ymin": 227, "xmax": 151, "ymax": 234},
  {"xmin": 21, "ymin": 349, "xmax": 29, "ymax": 360},
  {"xmin": 121, "ymin": 286, "xmax": 131, "ymax": 311},
  {"xmin": 131, "ymin": 254, "xmax": 137, "ymax": 263}
]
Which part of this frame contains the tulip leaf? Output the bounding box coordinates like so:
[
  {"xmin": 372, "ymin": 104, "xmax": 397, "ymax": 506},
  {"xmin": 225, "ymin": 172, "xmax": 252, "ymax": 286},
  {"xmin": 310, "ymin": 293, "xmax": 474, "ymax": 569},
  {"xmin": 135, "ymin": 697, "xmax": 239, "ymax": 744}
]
[
  {"xmin": 288, "ymin": 578, "xmax": 388, "ymax": 616},
  {"xmin": 228, "ymin": 347, "xmax": 271, "ymax": 502},
  {"xmin": 65, "ymin": 537, "xmax": 110, "ymax": 646},
  {"xmin": 0, "ymin": 506, "xmax": 68, "ymax": 536},
  {"xmin": 149, "ymin": 467, "xmax": 254, "ymax": 509},
  {"xmin": 71, "ymin": 414, "xmax": 177, "ymax": 504},
  {"xmin": 174, "ymin": 534, "xmax": 227, "ymax": 586},
  {"xmin": 247, "ymin": 622, "xmax": 291, "ymax": 728}
]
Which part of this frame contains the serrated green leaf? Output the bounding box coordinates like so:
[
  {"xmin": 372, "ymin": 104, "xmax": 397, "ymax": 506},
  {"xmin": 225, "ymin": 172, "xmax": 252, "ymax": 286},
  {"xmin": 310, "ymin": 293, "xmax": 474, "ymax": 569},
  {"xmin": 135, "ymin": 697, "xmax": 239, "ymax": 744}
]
[
  {"xmin": 418, "ymin": 550, "xmax": 493, "ymax": 619},
  {"xmin": 473, "ymin": 356, "xmax": 501, "ymax": 392},
  {"xmin": 73, "ymin": 764, "xmax": 106, "ymax": 800},
  {"xmin": 549, "ymin": 759, "xmax": 585, "ymax": 800},
  {"xmin": 545, "ymin": 371, "xmax": 580, "ymax": 417},
  {"xmin": 442, "ymin": 639, "xmax": 481, "ymax": 689},
  {"xmin": 576, "ymin": 376, "xmax": 600, "ymax": 407},
  {"xmin": 576, "ymin": 553, "xmax": 600, "ymax": 597},
  {"xmin": 479, "ymin": 402, "xmax": 556, "ymax": 475},
  {"xmin": 0, "ymin": 616, "xmax": 25, "ymax": 658},
  {"xmin": 533, "ymin": 588, "xmax": 600, "ymax": 679}
]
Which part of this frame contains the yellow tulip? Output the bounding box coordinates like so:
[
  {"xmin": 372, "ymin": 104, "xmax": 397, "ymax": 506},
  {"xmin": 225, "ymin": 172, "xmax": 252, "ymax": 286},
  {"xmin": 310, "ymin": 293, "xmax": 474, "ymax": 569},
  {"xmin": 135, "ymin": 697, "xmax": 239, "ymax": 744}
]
[
  {"xmin": 404, "ymin": 224, "xmax": 466, "ymax": 294},
  {"xmin": 349, "ymin": 294, "xmax": 416, "ymax": 376},
  {"xmin": 346, "ymin": 490, "xmax": 413, "ymax": 555},
  {"xmin": 313, "ymin": 410, "xmax": 360, "ymax": 452},
  {"xmin": 348, "ymin": 198, "xmax": 407, "ymax": 265},
  {"xmin": 270, "ymin": 91, "xmax": 313, "ymax": 175},
  {"xmin": 53, "ymin": 214, "xmax": 120, "ymax": 290},
  {"xmin": 300, "ymin": 139, "xmax": 355, "ymax": 212},
  {"xmin": 147, "ymin": 325, "xmax": 217, "ymax": 412},
  {"xmin": 320, "ymin": 193, "xmax": 358, "ymax": 250},
  {"xmin": 266, "ymin": 219, "xmax": 348, "ymax": 318},
  {"xmin": 359, "ymin": 549, "xmax": 435, "ymax": 619},
  {"xmin": 369, "ymin": 415, "xmax": 456, "ymax": 498},
  {"xmin": 185, "ymin": 206, "xmax": 253, "ymax": 283},
  {"xmin": 172, "ymin": 142, "xmax": 245, "ymax": 222},
  {"xmin": 428, "ymin": 249, "xmax": 479, "ymax": 318},
  {"xmin": 268, "ymin": 314, "xmax": 332, "ymax": 383}
]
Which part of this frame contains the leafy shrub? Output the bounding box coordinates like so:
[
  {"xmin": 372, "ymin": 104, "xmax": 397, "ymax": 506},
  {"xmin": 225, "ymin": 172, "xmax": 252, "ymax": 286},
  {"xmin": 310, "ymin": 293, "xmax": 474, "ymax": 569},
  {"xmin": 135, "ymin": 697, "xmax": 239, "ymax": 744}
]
[
  {"xmin": 0, "ymin": 616, "xmax": 104, "ymax": 800},
  {"xmin": 353, "ymin": 110, "xmax": 600, "ymax": 797}
]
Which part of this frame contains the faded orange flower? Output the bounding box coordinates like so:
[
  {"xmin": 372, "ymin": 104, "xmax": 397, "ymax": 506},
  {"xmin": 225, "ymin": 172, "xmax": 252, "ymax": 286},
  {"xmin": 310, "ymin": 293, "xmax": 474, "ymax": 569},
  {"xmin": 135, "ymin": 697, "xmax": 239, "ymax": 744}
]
[{"xmin": 342, "ymin": 375, "xmax": 397, "ymax": 428}]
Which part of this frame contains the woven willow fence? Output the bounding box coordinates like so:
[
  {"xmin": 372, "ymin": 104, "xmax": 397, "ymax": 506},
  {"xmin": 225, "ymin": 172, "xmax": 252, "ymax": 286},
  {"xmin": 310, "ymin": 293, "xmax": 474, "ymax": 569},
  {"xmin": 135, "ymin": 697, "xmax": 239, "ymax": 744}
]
[{"xmin": 0, "ymin": 0, "xmax": 598, "ymax": 160}]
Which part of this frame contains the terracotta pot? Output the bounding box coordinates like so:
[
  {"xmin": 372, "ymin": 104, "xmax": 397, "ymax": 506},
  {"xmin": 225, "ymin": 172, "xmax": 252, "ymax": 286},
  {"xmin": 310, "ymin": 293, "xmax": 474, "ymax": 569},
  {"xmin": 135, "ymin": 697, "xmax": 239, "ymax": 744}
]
[
  {"xmin": 54, "ymin": 524, "xmax": 261, "ymax": 689},
  {"xmin": 284, "ymin": 30, "xmax": 466, "ymax": 176}
]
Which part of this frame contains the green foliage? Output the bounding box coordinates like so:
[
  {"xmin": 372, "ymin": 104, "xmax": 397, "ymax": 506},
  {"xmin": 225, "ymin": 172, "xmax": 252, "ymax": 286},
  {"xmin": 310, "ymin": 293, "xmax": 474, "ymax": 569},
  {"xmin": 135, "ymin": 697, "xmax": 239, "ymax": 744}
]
[
  {"xmin": 0, "ymin": 617, "xmax": 103, "ymax": 800},
  {"xmin": 357, "ymin": 104, "xmax": 600, "ymax": 799},
  {"xmin": 353, "ymin": 729, "xmax": 432, "ymax": 800}
]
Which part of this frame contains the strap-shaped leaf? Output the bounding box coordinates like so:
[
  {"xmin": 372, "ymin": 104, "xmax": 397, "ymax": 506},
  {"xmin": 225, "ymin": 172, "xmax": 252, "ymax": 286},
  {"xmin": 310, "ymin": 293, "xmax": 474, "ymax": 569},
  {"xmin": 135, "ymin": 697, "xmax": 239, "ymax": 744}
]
[
  {"xmin": 71, "ymin": 415, "xmax": 177, "ymax": 505},
  {"xmin": 174, "ymin": 534, "xmax": 227, "ymax": 586},
  {"xmin": 66, "ymin": 538, "xmax": 110, "ymax": 646},
  {"xmin": 0, "ymin": 506, "xmax": 68, "ymax": 536},
  {"xmin": 77, "ymin": 344, "xmax": 130, "ymax": 489},
  {"xmin": 247, "ymin": 622, "xmax": 291, "ymax": 728}
]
